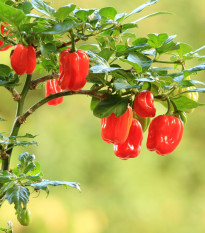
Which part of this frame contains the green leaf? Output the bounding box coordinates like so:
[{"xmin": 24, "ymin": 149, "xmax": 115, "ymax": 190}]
[
  {"xmin": 176, "ymin": 43, "xmax": 192, "ymax": 57},
  {"xmin": 114, "ymin": 79, "xmax": 139, "ymax": 91},
  {"xmin": 41, "ymin": 43, "xmax": 56, "ymax": 57},
  {"xmin": 30, "ymin": 0, "xmax": 55, "ymax": 17},
  {"xmin": 132, "ymin": 37, "xmax": 148, "ymax": 46},
  {"xmin": 99, "ymin": 7, "xmax": 117, "ymax": 20},
  {"xmin": 121, "ymin": 52, "xmax": 153, "ymax": 73},
  {"xmin": 116, "ymin": 44, "xmax": 150, "ymax": 57},
  {"xmin": 42, "ymin": 19, "xmax": 77, "ymax": 34},
  {"xmin": 5, "ymin": 185, "xmax": 30, "ymax": 210},
  {"xmin": 127, "ymin": 0, "xmax": 159, "ymax": 17},
  {"xmin": 93, "ymin": 96, "xmax": 129, "ymax": 118},
  {"xmin": 157, "ymin": 39, "xmax": 180, "ymax": 54},
  {"xmin": 74, "ymin": 9, "xmax": 95, "ymax": 21},
  {"xmin": 0, "ymin": 2, "xmax": 26, "ymax": 28},
  {"xmin": 18, "ymin": 1, "xmax": 33, "ymax": 14},
  {"xmin": 79, "ymin": 44, "xmax": 100, "ymax": 52},
  {"xmin": 115, "ymin": 12, "xmax": 126, "ymax": 23},
  {"xmin": 30, "ymin": 179, "xmax": 80, "ymax": 191},
  {"xmin": 0, "ymin": 170, "xmax": 16, "ymax": 183},
  {"xmin": 98, "ymin": 48, "xmax": 114, "ymax": 61},
  {"xmin": 172, "ymin": 96, "xmax": 204, "ymax": 111},
  {"xmin": 183, "ymin": 63, "xmax": 205, "ymax": 76},
  {"xmin": 90, "ymin": 97, "xmax": 101, "ymax": 111},
  {"xmin": 148, "ymin": 33, "xmax": 169, "ymax": 48},
  {"xmin": 54, "ymin": 4, "xmax": 76, "ymax": 21},
  {"xmin": 133, "ymin": 11, "xmax": 172, "ymax": 23}
]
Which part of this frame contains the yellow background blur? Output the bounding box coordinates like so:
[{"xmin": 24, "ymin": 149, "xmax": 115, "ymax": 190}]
[{"xmin": 1, "ymin": 0, "xmax": 205, "ymax": 232}]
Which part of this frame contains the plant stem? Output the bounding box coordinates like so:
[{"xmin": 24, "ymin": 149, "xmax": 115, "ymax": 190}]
[
  {"xmin": 30, "ymin": 74, "xmax": 59, "ymax": 90},
  {"xmin": 153, "ymin": 59, "xmax": 182, "ymax": 65},
  {"xmin": 69, "ymin": 29, "xmax": 76, "ymax": 53},
  {"xmin": 1, "ymin": 75, "xmax": 32, "ymax": 171},
  {"xmin": 21, "ymin": 89, "xmax": 105, "ymax": 123}
]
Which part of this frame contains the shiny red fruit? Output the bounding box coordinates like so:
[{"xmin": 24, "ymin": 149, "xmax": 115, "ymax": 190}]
[
  {"xmin": 101, "ymin": 107, "xmax": 133, "ymax": 144},
  {"xmin": 114, "ymin": 118, "xmax": 143, "ymax": 160},
  {"xmin": 147, "ymin": 115, "xmax": 184, "ymax": 155},
  {"xmin": 46, "ymin": 79, "xmax": 63, "ymax": 106}
]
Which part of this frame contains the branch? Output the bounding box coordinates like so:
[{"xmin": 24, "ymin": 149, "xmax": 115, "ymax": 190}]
[
  {"xmin": 153, "ymin": 59, "xmax": 183, "ymax": 65},
  {"xmin": 5, "ymin": 87, "xmax": 20, "ymax": 100},
  {"xmin": 30, "ymin": 74, "xmax": 59, "ymax": 89},
  {"xmin": 20, "ymin": 89, "xmax": 106, "ymax": 123}
]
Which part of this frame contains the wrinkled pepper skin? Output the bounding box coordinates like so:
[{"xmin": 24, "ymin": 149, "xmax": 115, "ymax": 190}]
[
  {"xmin": 0, "ymin": 23, "xmax": 13, "ymax": 51},
  {"xmin": 147, "ymin": 115, "xmax": 184, "ymax": 156},
  {"xmin": 46, "ymin": 79, "xmax": 63, "ymax": 106},
  {"xmin": 134, "ymin": 90, "xmax": 156, "ymax": 117},
  {"xmin": 59, "ymin": 49, "xmax": 89, "ymax": 91},
  {"xmin": 101, "ymin": 107, "xmax": 133, "ymax": 144},
  {"xmin": 11, "ymin": 44, "xmax": 36, "ymax": 75},
  {"xmin": 114, "ymin": 118, "xmax": 143, "ymax": 160}
]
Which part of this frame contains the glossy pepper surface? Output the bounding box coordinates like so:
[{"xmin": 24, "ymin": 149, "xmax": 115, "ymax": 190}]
[
  {"xmin": 114, "ymin": 118, "xmax": 143, "ymax": 160},
  {"xmin": 134, "ymin": 90, "xmax": 156, "ymax": 117},
  {"xmin": 46, "ymin": 79, "xmax": 63, "ymax": 106},
  {"xmin": 11, "ymin": 44, "xmax": 36, "ymax": 75},
  {"xmin": 0, "ymin": 23, "xmax": 13, "ymax": 51},
  {"xmin": 147, "ymin": 115, "xmax": 184, "ymax": 156},
  {"xmin": 59, "ymin": 49, "xmax": 89, "ymax": 91},
  {"xmin": 101, "ymin": 106, "xmax": 133, "ymax": 144}
]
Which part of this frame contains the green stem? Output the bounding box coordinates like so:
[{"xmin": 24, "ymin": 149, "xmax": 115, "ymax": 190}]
[
  {"xmin": 153, "ymin": 59, "xmax": 182, "ymax": 65},
  {"xmin": 1, "ymin": 75, "xmax": 32, "ymax": 171},
  {"xmin": 165, "ymin": 97, "xmax": 173, "ymax": 116},
  {"xmin": 69, "ymin": 29, "xmax": 76, "ymax": 53}
]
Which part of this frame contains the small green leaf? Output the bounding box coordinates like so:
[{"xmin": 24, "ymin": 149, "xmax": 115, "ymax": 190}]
[
  {"xmin": 127, "ymin": 0, "xmax": 159, "ymax": 17},
  {"xmin": 93, "ymin": 96, "xmax": 129, "ymax": 118},
  {"xmin": 41, "ymin": 43, "xmax": 56, "ymax": 57},
  {"xmin": 172, "ymin": 96, "xmax": 204, "ymax": 111},
  {"xmin": 0, "ymin": 170, "xmax": 16, "ymax": 183},
  {"xmin": 176, "ymin": 43, "xmax": 192, "ymax": 58},
  {"xmin": 79, "ymin": 44, "xmax": 100, "ymax": 52},
  {"xmin": 54, "ymin": 4, "xmax": 76, "ymax": 21},
  {"xmin": 43, "ymin": 19, "xmax": 78, "ymax": 34},
  {"xmin": 99, "ymin": 7, "xmax": 117, "ymax": 20},
  {"xmin": 18, "ymin": 1, "xmax": 33, "ymax": 14},
  {"xmin": 98, "ymin": 48, "xmax": 114, "ymax": 61},
  {"xmin": 5, "ymin": 185, "xmax": 30, "ymax": 210},
  {"xmin": 133, "ymin": 11, "xmax": 171, "ymax": 23},
  {"xmin": 30, "ymin": 179, "xmax": 80, "ymax": 191},
  {"xmin": 30, "ymin": 0, "xmax": 55, "ymax": 17},
  {"xmin": 19, "ymin": 152, "xmax": 35, "ymax": 164},
  {"xmin": 90, "ymin": 97, "xmax": 101, "ymax": 111},
  {"xmin": 114, "ymin": 79, "xmax": 139, "ymax": 91},
  {"xmin": 115, "ymin": 12, "xmax": 126, "ymax": 23},
  {"xmin": 148, "ymin": 33, "xmax": 169, "ymax": 48},
  {"xmin": 0, "ymin": 2, "xmax": 26, "ymax": 28},
  {"xmin": 74, "ymin": 9, "xmax": 95, "ymax": 21},
  {"xmin": 183, "ymin": 63, "xmax": 205, "ymax": 76}
]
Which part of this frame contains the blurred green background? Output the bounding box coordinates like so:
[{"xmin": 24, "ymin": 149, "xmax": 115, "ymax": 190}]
[{"xmin": 1, "ymin": 0, "xmax": 205, "ymax": 232}]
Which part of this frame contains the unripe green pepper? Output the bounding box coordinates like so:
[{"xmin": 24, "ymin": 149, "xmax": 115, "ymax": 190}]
[
  {"xmin": 17, "ymin": 208, "xmax": 32, "ymax": 226},
  {"xmin": 173, "ymin": 76, "xmax": 199, "ymax": 113}
]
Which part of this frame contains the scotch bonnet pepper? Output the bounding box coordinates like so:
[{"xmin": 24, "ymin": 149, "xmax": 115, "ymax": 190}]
[
  {"xmin": 59, "ymin": 49, "xmax": 89, "ymax": 91},
  {"xmin": 101, "ymin": 106, "xmax": 133, "ymax": 144},
  {"xmin": 114, "ymin": 118, "xmax": 143, "ymax": 160},
  {"xmin": 11, "ymin": 44, "xmax": 36, "ymax": 75},
  {"xmin": 46, "ymin": 79, "xmax": 63, "ymax": 106},
  {"xmin": 134, "ymin": 90, "xmax": 156, "ymax": 117},
  {"xmin": 146, "ymin": 115, "xmax": 184, "ymax": 156}
]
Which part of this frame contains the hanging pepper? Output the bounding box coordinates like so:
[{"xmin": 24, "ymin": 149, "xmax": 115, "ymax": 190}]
[
  {"xmin": 101, "ymin": 106, "xmax": 133, "ymax": 144},
  {"xmin": 134, "ymin": 90, "xmax": 156, "ymax": 117},
  {"xmin": 0, "ymin": 23, "xmax": 14, "ymax": 51},
  {"xmin": 147, "ymin": 115, "xmax": 184, "ymax": 156},
  {"xmin": 113, "ymin": 118, "xmax": 143, "ymax": 160},
  {"xmin": 59, "ymin": 49, "xmax": 89, "ymax": 91},
  {"xmin": 46, "ymin": 79, "xmax": 63, "ymax": 106},
  {"xmin": 10, "ymin": 44, "xmax": 36, "ymax": 75}
]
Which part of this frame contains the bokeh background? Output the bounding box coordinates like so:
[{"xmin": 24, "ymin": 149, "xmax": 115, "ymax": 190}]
[{"xmin": 1, "ymin": 0, "xmax": 205, "ymax": 232}]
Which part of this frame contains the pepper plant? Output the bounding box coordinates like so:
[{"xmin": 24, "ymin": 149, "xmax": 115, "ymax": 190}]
[{"xmin": 0, "ymin": 0, "xmax": 205, "ymax": 228}]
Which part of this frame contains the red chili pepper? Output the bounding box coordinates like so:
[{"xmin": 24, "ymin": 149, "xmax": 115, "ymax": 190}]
[
  {"xmin": 134, "ymin": 90, "xmax": 156, "ymax": 117},
  {"xmin": 0, "ymin": 23, "xmax": 14, "ymax": 51},
  {"xmin": 101, "ymin": 106, "xmax": 133, "ymax": 144},
  {"xmin": 10, "ymin": 44, "xmax": 36, "ymax": 75},
  {"xmin": 59, "ymin": 49, "xmax": 89, "ymax": 91},
  {"xmin": 147, "ymin": 115, "xmax": 184, "ymax": 155},
  {"xmin": 46, "ymin": 79, "xmax": 63, "ymax": 106},
  {"xmin": 113, "ymin": 118, "xmax": 143, "ymax": 160}
]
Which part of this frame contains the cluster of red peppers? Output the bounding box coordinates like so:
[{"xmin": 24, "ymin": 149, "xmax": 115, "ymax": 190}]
[
  {"xmin": 101, "ymin": 90, "xmax": 184, "ymax": 159},
  {"xmin": 8, "ymin": 39, "xmax": 184, "ymax": 159},
  {"xmin": 45, "ymin": 49, "xmax": 89, "ymax": 106}
]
